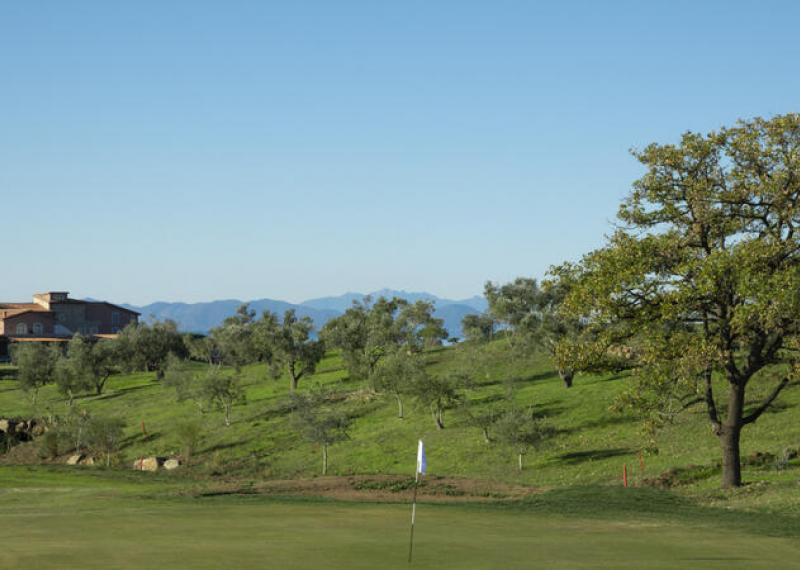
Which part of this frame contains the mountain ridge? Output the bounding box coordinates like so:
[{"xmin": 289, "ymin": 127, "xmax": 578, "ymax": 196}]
[{"xmin": 118, "ymin": 289, "xmax": 487, "ymax": 338}]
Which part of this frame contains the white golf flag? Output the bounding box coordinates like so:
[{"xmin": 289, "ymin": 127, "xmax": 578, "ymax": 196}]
[{"xmin": 416, "ymin": 440, "xmax": 426, "ymax": 475}]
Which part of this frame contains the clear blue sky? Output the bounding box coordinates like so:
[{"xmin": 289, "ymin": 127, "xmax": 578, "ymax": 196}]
[{"xmin": 2, "ymin": 1, "xmax": 798, "ymax": 305}]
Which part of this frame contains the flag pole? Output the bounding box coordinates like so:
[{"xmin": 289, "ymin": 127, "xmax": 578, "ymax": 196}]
[
  {"xmin": 408, "ymin": 439, "xmax": 425, "ymax": 564},
  {"xmin": 407, "ymin": 469, "xmax": 419, "ymax": 563}
]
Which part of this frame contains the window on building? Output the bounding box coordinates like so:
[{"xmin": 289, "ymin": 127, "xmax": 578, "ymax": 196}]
[
  {"xmin": 32, "ymin": 322, "xmax": 44, "ymax": 335},
  {"xmin": 15, "ymin": 323, "xmax": 28, "ymax": 335}
]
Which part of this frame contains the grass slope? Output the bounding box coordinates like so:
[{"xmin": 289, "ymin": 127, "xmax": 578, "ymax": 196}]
[{"xmin": 1, "ymin": 340, "xmax": 799, "ymax": 513}]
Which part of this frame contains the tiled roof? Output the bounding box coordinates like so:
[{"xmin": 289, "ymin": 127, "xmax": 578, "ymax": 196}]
[{"xmin": 0, "ymin": 304, "xmax": 52, "ymax": 319}]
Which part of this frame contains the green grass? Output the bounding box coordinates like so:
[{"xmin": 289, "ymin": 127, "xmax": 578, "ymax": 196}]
[
  {"xmin": 1, "ymin": 341, "xmax": 800, "ymax": 514},
  {"xmin": 1, "ymin": 467, "xmax": 799, "ymax": 569}
]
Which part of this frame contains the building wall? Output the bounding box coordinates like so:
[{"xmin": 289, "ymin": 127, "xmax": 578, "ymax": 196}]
[
  {"xmin": 50, "ymin": 303, "xmax": 88, "ymax": 335},
  {"xmin": 2, "ymin": 312, "xmax": 56, "ymax": 337},
  {"xmin": 84, "ymin": 303, "xmax": 138, "ymax": 333}
]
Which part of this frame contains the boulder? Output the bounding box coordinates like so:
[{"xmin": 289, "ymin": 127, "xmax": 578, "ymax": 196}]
[
  {"xmin": 80, "ymin": 456, "xmax": 95, "ymax": 466},
  {"xmin": 163, "ymin": 459, "xmax": 181, "ymax": 471},
  {"xmin": 66, "ymin": 454, "xmax": 84, "ymax": 465},
  {"xmin": 0, "ymin": 419, "xmax": 12, "ymax": 433},
  {"xmin": 136, "ymin": 457, "xmax": 161, "ymax": 472}
]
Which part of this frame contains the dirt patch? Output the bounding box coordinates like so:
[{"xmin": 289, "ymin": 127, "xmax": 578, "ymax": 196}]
[{"xmin": 194, "ymin": 475, "xmax": 541, "ymax": 503}]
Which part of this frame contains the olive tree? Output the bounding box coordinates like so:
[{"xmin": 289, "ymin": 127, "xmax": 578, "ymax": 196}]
[
  {"xmin": 12, "ymin": 342, "xmax": 60, "ymax": 405},
  {"xmin": 290, "ymin": 387, "xmax": 350, "ymax": 475},
  {"xmin": 493, "ymin": 407, "xmax": 554, "ymax": 472}
]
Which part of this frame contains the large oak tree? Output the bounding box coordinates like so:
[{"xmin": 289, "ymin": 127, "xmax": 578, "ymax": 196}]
[{"xmin": 554, "ymin": 114, "xmax": 800, "ymax": 488}]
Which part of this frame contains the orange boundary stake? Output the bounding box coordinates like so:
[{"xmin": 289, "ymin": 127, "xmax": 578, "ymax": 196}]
[
  {"xmin": 623, "ymin": 463, "xmax": 628, "ymax": 488},
  {"xmin": 141, "ymin": 421, "xmax": 147, "ymax": 436}
]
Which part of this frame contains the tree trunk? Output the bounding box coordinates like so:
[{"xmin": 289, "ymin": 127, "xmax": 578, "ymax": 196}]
[
  {"xmin": 558, "ymin": 369, "xmax": 574, "ymax": 389},
  {"xmin": 396, "ymin": 395, "xmax": 404, "ymax": 419},
  {"xmin": 518, "ymin": 452, "xmax": 523, "ymax": 472},
  {"xmin": 482, "ymin": 427, "xmax": 490, "ymax": 444},
  {"xmin": 322, "ymin": 444, "xmax": 328, "ymax": 475},
  {"xmin": 720, "ymin": 383, "xmax": 745, "ymax": 488},
  {"xmin": 719, "ymin": 426, "xmax": 742, "ymax": 488},
  {"xmin": 224, "ymin": 402, "xmax": 232, "ymax": 427},
  {"xmin": 433, "ymin": 408, "xmax": 444, "ymax": 430}
]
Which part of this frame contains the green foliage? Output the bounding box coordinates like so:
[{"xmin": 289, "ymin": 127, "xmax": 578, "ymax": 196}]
[
  {"xmin": 174, "ymin": 419, "xmax": 204, "ymax": 461},
  {"xmin": 372, "ymin": 350, "xmax": 427, "ymax": 418},
  {"xmin": 461, "ymin": 313, "xmax": 496, "ymax": 343},
  {"xmin": 554, "ymin": 113, "xmax": 800, "ymax": 488},
  {"xmin": 485, "ymin": 277, "xmax": 584, "ymax": 386},
  {"xmin": 322, "ymin": 296, "xmax": 446, "ymax": 386},
  {"xmin": 11, "ymin": 342, "xmax": 60, "ymax": 404},
  {"xmin": 269, "ymin": 309, "xmax": 326, "ymax": 391},
  {"xmin": 409, "ymin": 369, "xmax": 465, "ymax": 430},
  {"xmin": 199, "ymin": 367, "xmax": 245, "ymax": 427},
  {"xmin": 210, "ymin": 304, "xmax": 263, "ymax": 370},
  {"xmin": 493, "ymin": 407, "xmax": 555, "ymax": 471},
  {"xmin": 61, "ymin": 335, "xmax": 118, "ymax": 396},
  {"xmin": 163, "ymin": 354, "xmax": 200, "ymax": 403},
  {"xmin": 116, "ymin": 320, "xmax": 187, "ymax": 378},
  {"xmin": 290, "ymin": 385, "xmax": 351, "ymax": 474},
  {"xmin": 86, "ymin": 416, "xmax": 126, "ymax": 466}
]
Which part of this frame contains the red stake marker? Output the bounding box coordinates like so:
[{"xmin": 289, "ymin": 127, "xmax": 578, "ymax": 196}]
[{"xmin": 623, "ymin": 463, "xmax": 628, "ymax": 488}]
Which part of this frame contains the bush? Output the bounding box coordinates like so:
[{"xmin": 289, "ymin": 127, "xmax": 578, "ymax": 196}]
[
  {"xmin": 175, "ymin": 419, "xmax": 203, "ymax": 462},
  {"xmin": 86, "ymin": 417, "xmax": 126, "ymax": 467},
  {"xmin": 37, "ymin": 430, "xmax": 63, "ymax": 460}
]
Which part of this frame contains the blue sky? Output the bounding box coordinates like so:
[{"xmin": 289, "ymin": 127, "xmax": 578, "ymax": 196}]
[{"xmin": 2, "ymin": 1, "xmax": 798, "ymax": 305}]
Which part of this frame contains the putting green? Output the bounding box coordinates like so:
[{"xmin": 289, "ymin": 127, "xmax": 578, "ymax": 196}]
[{"xmin": 1, "ymin": 496, "xmax": 799, "ymax": 569}]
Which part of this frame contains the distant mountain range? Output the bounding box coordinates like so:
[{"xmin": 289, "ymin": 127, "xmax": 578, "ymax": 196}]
[{"xmin": 120, "ymin": 289, "xmax": 488, "ymax": 339}]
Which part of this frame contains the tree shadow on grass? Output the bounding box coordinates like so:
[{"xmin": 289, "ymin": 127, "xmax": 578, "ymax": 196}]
[
  {"xmin": 203, "ymin": 438, "xmax": 255, "ymax": 454},
  {"xmin": 120, "ymin": 431, "xmax": 163, "ymax": 450},
  {"xmin": 557, "ymin": 447, "xmax": 633, "ymax": 465},
  {"xmin": 90, "ymin": 383, "xmax": 154, "ymax": 402}
]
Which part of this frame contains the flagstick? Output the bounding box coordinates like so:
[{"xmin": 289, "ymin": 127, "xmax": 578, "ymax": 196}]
[{"xmin": 408, "ymin": 469, "xmax": 420, "ymax": 563}]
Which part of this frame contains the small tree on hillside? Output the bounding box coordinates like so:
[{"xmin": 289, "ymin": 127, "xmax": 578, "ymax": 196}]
[
  {"xmin": 410, "ymin": 372, "xmax": 464, "ymax": 430},
  {"xmin": 291, "ymin": 387, "xmax": 350, "ymax": 475},
  {"xmin": 12, "ymin": 342, "xmax": 60, "ymax": 405},
  {"xmin": 86, "ymin": 416, "xmax": 126, "ymax": 467},
  {"xmin": 461, "ymin": 313, "xmax": 496, "ymax": 343},
  {"xmin": 174, "ymin": 419, "xmax": 204, "ymax": 462},
  {"xmin": 116, "ymin": 320, "xmax": 187, "ymax": 378},
  {"xmin": 462, "ymin": 397, "xmax": 505, "ymax": 443},
  {"xmin": 322, "ymin": 297, "xmax": 406, "ymax": 384},
  {"xmin": 270, "ymin": 309, "xmax": 325, "ymax": 391},
  {"xmin": 485, "ymin": 277, "xmax": 584, "ymax": 387},
  {"xmin": 372, "ymin": 350, "xmax": 426, "ymax": 419},
  {"xmin": 211, "ymin": 304, "xmax": 262, "ymax": 371},
  {"xmin": 493, "ymin": 407, "xmax": 554, "ymax": 472},
  {"xmin": 62, "ymin": 335, "xmax": 117, "ymax": 395},
  {"xmin": 163, "ymin": 354, "xmax": 201, "ymax": 405},
  {"xmin": 55, "ymin": 355, "xmax": 82, "ymax": 406},
  {"xmin": 199, "ymin": 367, "xmax": 245, "ymax": 427}
]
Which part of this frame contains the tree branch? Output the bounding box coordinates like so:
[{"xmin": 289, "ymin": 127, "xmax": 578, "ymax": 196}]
[{"xmin": 742, "ymin": 377, "xmax": 790, "ymax": 425}]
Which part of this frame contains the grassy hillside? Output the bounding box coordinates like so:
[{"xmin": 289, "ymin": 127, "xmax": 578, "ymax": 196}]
[{"xmin": 1, "ymin": 340, "xmax": 799, "ymax": 512}]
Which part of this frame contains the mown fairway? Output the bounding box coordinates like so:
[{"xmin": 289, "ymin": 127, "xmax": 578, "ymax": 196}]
[
  {"xmin": 2, "ymin": 468, "xmax": 800, "ymax": 569},
  {"xmin": 4, "ymin": 495, "xmax": 800, "ymax": 569}
]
